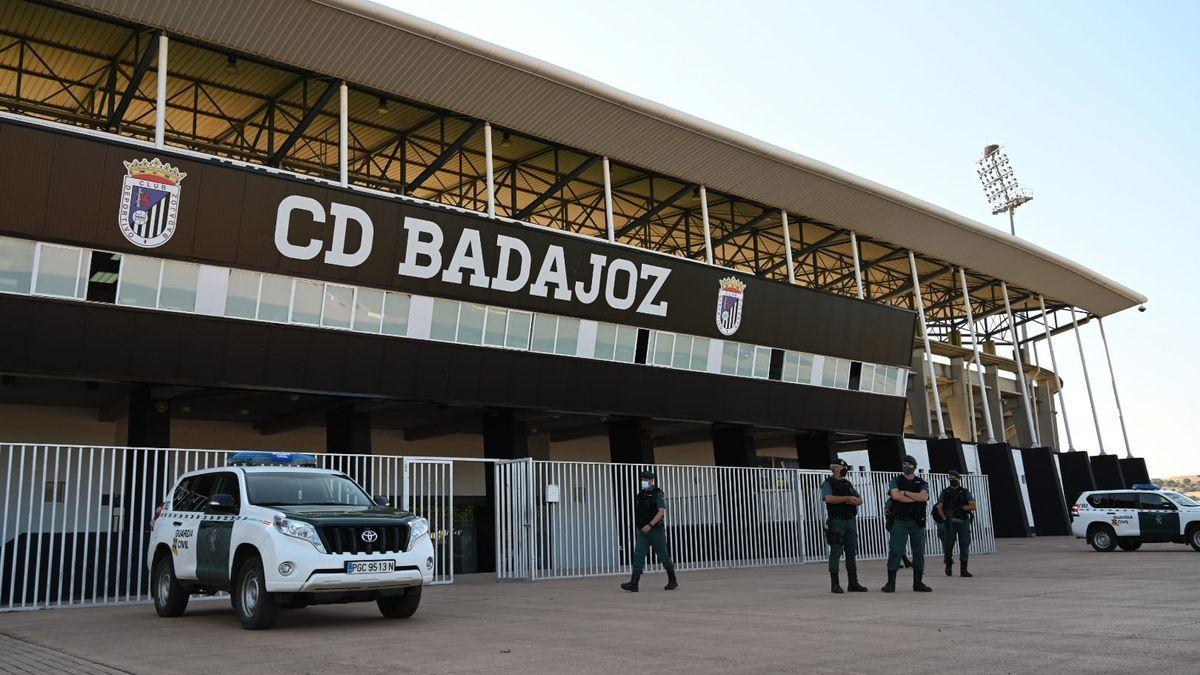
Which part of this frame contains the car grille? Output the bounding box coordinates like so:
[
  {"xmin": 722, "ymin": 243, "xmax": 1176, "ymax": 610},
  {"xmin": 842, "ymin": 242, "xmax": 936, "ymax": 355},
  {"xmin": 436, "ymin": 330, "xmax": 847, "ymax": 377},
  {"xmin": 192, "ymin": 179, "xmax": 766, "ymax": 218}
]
[{"xmin": 317, "ymin": 524, "xmax": 409, "ymax": 554}]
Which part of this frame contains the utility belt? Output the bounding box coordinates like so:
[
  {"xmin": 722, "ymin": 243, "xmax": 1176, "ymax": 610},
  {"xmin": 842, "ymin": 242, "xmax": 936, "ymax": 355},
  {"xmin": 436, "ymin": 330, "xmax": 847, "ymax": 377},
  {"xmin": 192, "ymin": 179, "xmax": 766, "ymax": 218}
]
[
  {"xmin": 894, "ymin": 513, "xmax": 927, "ymax": 528},
  {"xmin": 824, "ymin": 516, "xmax": 853, "ymax": 545}
]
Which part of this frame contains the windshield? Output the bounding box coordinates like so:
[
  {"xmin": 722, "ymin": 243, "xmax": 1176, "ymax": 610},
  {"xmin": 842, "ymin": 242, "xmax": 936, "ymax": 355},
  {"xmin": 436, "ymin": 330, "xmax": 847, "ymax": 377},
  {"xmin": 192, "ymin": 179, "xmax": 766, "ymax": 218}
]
[
  {"xmin": 1163, "ymin": 491, "xmax": 1200, "ymax": 508},
  {"xmin": 245, "ymin": 472, "xmax": 373, "ymax": 507}
]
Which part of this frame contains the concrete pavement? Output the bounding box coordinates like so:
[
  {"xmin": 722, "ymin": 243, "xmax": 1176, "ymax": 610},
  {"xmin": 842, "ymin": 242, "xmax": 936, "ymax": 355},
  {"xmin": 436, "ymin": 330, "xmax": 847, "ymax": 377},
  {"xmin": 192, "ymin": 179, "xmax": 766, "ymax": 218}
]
[{"xmin": 1, "ymin": 537, "xmax": 1197, "ymax": 673}]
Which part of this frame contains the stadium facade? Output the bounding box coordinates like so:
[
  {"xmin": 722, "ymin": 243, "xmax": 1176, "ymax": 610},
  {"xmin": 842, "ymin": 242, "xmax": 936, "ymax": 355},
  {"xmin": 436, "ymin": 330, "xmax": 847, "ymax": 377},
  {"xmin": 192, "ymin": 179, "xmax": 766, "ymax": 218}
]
[{"xmin": 0, "ymin": 0, "xmax": 1149, "ymax": 582}]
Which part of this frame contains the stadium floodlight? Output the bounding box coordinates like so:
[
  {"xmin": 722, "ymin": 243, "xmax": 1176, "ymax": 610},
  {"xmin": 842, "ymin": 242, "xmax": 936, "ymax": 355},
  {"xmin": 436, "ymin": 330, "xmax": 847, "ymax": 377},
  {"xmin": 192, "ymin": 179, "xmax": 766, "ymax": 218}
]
[{"xmin": 976, "ymin": 144, "xmax": 1032, "ymax": 235}]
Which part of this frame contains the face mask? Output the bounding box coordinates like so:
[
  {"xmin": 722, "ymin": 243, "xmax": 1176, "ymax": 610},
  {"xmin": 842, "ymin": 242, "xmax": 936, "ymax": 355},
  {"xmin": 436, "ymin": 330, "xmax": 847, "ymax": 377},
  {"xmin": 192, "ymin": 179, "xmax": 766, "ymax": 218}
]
[
  {"xmin": 903, "ymin": 465, "xmax": 915, "ymax": 475},
  {"xmin": 640, "ymin": 480, "xmax": 650, "ymax": 490},
  {"xmin": 950, "ymin": 479, "xmax": 960, "ymax": 487}
]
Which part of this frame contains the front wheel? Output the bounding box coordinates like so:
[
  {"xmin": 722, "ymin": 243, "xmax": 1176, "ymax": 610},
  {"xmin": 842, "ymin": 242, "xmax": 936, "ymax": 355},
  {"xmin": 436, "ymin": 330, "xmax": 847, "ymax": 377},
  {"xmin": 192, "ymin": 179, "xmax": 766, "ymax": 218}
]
[
  {"xmin": 1088, "ymin": 526, "xmax": 1117, "ymax": 552},
  {"xmin": 1117, "ymin": 541, "xmax": 1142, "ymax": 551},
  {"xmin": 1188, "ymin": 526, "xmax": 1200, "ymax": 552},
  {"xmin": 152, "ymin": 555, "xmax": 189, "ymax": 617},
  {"xmin": 377, "ymin": 586, "xmax": 422, "ymax": 619},
  {"xmin": 235, "ymin": 555, "xmax": 280, "ymax": 630}
]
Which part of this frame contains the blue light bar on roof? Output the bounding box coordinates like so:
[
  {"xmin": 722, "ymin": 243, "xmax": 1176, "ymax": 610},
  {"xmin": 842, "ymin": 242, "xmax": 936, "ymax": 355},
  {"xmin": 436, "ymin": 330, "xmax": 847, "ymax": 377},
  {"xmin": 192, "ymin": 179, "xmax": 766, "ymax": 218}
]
[
  {"xmin": 228, "ymin": 451, "xmax": 317, "ymax": 467},
  {"xmin": 1131, "ymin": 483, "xmax": 1161, "ymax": 490}
]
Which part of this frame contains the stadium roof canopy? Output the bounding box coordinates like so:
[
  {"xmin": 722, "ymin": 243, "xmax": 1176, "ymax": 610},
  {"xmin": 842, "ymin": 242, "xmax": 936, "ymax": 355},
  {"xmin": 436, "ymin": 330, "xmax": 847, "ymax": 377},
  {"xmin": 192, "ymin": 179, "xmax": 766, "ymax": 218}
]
[{"xmin": 7, "ymin": 0, "xmax": 1145, "ymax": 326}]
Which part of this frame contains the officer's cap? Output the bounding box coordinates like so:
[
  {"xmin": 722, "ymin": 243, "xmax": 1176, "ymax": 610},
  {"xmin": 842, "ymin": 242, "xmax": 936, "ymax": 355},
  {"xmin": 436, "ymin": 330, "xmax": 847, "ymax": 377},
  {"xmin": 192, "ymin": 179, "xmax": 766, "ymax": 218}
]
[
  {"xmin": 948, "ymin": 469, "xmax": 961, "ymax": 478},
  {"xmin": 902, "ymin": 455, "xmax": 918, "ymax": 466},
  {"xmin": 640, "ymin": 469, "xmax": 657, "ymax": 480}
]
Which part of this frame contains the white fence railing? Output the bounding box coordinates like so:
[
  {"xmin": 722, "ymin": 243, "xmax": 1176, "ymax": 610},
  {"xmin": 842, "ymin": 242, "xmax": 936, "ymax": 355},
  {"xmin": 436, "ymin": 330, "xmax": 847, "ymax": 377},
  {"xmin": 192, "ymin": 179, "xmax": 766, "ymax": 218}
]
[
  {"xmin": 495, "ymin": 460, "xmax": 995, "ymax": 581},
  {"xmin": 0, "ymin": 444, "xmax": 454, "ymax": 612}
]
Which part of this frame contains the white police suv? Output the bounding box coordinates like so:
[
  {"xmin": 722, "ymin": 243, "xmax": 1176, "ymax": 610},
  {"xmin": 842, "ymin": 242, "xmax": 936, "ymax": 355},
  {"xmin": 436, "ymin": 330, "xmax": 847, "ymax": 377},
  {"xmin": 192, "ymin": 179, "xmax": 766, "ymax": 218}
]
[
  {"xmin": 147, "ymin": 452, "xmax": 435, "ymax": 629},
  {"xmin": 1071, "ymin": 483, "xmax": 1200, "ymax": 553}
]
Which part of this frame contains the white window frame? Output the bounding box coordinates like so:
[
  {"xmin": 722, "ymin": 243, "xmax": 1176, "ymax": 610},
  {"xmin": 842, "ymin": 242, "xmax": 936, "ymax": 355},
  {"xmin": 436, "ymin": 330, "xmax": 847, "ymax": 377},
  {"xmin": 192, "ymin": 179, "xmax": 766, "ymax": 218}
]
[
  {"xmin": 31, "ymin": 242, "xmax": 85, "ymax": 300},
  {"xmin": 319, "ymin": 282, "xmax": 357, "ymax": 330}
]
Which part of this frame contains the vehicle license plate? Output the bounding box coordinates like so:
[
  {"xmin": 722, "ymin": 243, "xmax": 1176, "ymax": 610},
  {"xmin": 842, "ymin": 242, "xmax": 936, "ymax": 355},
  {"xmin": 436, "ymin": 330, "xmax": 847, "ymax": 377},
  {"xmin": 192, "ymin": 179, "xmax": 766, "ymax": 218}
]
[{"xmin": 346, "ymin": 560, "xmax": 395, "ymax": 574}]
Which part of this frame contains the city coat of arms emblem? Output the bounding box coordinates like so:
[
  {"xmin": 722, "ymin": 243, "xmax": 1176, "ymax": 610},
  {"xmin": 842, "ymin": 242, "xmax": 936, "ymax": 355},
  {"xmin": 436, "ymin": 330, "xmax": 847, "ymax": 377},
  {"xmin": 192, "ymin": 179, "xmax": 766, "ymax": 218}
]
[
  {"xmin": 118, "ymin": 158, "xmax": 186, "ymax": 248},
  {"xmin": 715, "ymin": 276, "xmax": 746, "ymax": 336}
]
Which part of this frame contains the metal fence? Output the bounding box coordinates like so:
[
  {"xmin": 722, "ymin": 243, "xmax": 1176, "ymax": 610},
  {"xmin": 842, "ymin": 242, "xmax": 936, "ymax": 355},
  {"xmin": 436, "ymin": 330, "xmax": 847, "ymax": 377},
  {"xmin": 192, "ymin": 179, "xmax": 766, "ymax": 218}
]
[
  {"xmin": 0, "ymin": 443, "xmax": 454, "ymax": 612},
  {"xmin": 495, "ymin": 460, "xmax": 995, "ymax": 581}
]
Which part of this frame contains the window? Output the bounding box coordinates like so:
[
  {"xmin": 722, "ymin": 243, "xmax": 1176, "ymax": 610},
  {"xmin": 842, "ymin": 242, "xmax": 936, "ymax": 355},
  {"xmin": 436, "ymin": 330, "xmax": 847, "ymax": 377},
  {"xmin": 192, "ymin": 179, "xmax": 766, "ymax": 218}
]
[
  {"xmin": 594, "ymin": 322, "xmax": 618, "ymax": 360},
  {"xmin": 321, "ymin": 284, "xmax": 354, "ymax": 329},
  {"xmin": 555, "ymin": 317, "xmax": 580, "ymax": 356},
  {"xmin": 736, "ymin": 343, "xmax": 754, "ymax": 377},
  {"xmin": 1107, "ymin": 492, "xmax": 1138, "ymax": 509},
  {"xmin": 174, "ymin": 474, "xmax": 214, "ymax": 512},
  {"xmin": 158, "ymin": 260, "xmax": 198, "ymax": 311},
  {"xmin": 1138, "ymin": 493, "xmax": 1175, "ymax": 511},
  {"xmin": 255, "ymin": 274, "xmax": 290, "ymax": 322},
  {"xmin": 457, "ymin": 302, "xmax": 485, "ymax": 345},
  {"xmin": 224, "ymin": 269, "xmax": 260, "ymax": 319},
  {"xmin": 85, "ymin": 251, "xmax": 120, "ymax": 304},
  {"xmin": 205, "ymin": 472, "xmax": 242, "ymax": 514},
  {"xmin": 672, "ymin": 334, "xmax": 692, "ymax": 369},
  {"xmin": 352, "ymin": 287, "xmax": 384, "ymax": 333},
  {"xmin": 430, "ymin": 298, "xmax": 459, "ymax": 341},
  {"xmin": 860, "ymin": 363, "xmax": 875, "ymax": 392},
  {"xmin": 531, "ymin": 314, "xmax": 557, "ymax": 353},
  {"xmin": 483, "ymin": 306, "xmax": 507, "ymax": 347},
  {"xmin": 690, "ymin": 337, "xmax": 710, "ymax": 372},
  {"xmin": 290, "ymin": 279, "xmax": 322, "ymax": 325},
  {"xmin": 0, "ymin": 236, "xmax": 35, "ymax": 294},
  {"xmin": 653, "ymin": 331, "xmax": 675, "ymax": 367},
  {"xmin": 720, "ymin": 341, "xmax": 739, "ymax": 375},
  {"xmin": 614, "ymin": 325, "xmax": 637, "ymax": 363},
  {"xmin": 505, "ymin": 310, "xmax": 532, "ymax": 349},
  {"xmin": 35, "ymin": 244, "xmax": 84, "ymax": 299},
  {"xmin": 117, "ymin": 255, "xmax": 160, "ymax": 308},
  {"xmin": 381, "ymin": 292, "xmax": 410, "ymax": 336},
  {"xmin": 752, "ymin": 346, "xmax": 771, "ymax": 379}
]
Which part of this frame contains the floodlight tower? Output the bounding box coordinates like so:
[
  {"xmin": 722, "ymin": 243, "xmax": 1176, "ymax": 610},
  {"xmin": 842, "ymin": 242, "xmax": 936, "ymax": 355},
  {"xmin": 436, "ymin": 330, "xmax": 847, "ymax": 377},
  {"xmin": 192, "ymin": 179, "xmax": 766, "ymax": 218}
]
[{"xmin": 976, "ymin": 144, "xmax": 1033, "ymax": 236}]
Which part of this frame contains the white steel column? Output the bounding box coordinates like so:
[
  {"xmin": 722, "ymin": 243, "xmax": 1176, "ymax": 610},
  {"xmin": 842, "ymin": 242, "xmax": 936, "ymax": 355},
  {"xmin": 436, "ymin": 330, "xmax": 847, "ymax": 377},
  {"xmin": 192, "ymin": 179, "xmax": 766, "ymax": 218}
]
[
  {"xmin": 959, "ymin": 268, "xmax": 995, "ymax": 443},
  {"xmin": 154, "ymin": 34, "xmax": 168, "ymax": 148},
  {"xmin": 780, "ymin": 211, "xmax": 795, "ymax": 283},
  {"xmin": 1071, "ymin": 312, "xmax": 1105, "ymax": 454},
  {"xmin": 1001, "ymin": 282, "xmax": 1039, "ymax": 446},
  {"xmin": 338, "ymin": 81, "xmax": 348, "ymax": 187},
  {"xmin": 484, "ymin": 123, "xmax": 496, "ymax": 217},
  {"xmin": 1097, "ymin": 317, "xmax": 1132, "ymax": 457},
  {"xmin": 908, "ymin": 251, "xmax": 946, "ymax": 438},
  {"xmin": 602, "ymin": 157, "xmax": 615, "ymax": 242},
  {"xmin": 700, "ymin": 185, "xmax": 713, "ymax": 265},
  {"xmin": 850, "ymin": 231, "xmax": 864, "ymax": 300},
  {"xmin": 1038, "ymin": 295, "xmax": 1075, "ymax": 451}
]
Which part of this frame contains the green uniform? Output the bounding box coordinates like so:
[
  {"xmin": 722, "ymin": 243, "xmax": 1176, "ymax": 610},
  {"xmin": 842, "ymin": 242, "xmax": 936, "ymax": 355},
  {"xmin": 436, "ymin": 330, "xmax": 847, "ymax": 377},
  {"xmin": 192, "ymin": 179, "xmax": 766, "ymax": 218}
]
[
  {"xmin": 632, "ymin": 487, "xmax": 674, "ymax": 574},
  {"xmin": 886, "ymin": 474, "xmax": 929, "ymax": 573},
  {"xmin": 821, "ymin": 477, "xmax": 861, "ymax": 573},
  {"xmin": 937, "ymin": 486, "xmax": 974, "ymax": 565}
]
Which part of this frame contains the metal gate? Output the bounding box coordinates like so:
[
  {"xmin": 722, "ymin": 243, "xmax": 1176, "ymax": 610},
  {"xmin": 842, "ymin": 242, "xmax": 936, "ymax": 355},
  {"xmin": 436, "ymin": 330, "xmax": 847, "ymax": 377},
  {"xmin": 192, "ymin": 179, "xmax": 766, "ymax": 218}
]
[
  {"xmin": 0, "ymin": 444, "xmax": 455, "ymax": 612},
  {"xmin": 495, "ymin": 461, "xmax": 995, "ymax": 581}
]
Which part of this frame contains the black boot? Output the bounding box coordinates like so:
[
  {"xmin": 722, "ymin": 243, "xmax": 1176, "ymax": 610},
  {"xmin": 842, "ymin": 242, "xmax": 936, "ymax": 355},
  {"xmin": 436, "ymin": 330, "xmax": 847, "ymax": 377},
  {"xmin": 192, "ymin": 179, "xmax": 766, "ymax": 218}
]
[
  {"xmin": 830, "ymin": 571, "xmax": 844, "ymax": 594},
  {"xmin": 960, "ymin": 563, "xmax": 973, "ymax": 578},
  {"xmin": 944, "ymin": 557, "xmax": 953, "ymax": 576},
  {"xmin": 901, "ymin": 555, "xmax": 913, "ymax": 569},
  {"xmin": 846, "ymin": 571, "xmax": 868, "ymax": 592},
  {"xmin": 881, "ymin": 569, "xmax": 896, "ymax": 593},
  {"xmin": 620, "ymin": 571, "xmax": 641, "ymax": 592},
  {"xmin": 913, "ymin": 571, "xmax": 933, "ymax": 592},
  {"xmin": 664, "ymin": 569, "xmax": 678, "ymax": 591}
]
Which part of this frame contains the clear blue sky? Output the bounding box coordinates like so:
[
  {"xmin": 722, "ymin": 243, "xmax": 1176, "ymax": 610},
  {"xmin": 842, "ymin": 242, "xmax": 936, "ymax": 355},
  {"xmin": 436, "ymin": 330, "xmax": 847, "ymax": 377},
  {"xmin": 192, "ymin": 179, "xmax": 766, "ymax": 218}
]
[{"xmin": 383, "ymin": 0, "xmax": 1199, "ymax": 477}]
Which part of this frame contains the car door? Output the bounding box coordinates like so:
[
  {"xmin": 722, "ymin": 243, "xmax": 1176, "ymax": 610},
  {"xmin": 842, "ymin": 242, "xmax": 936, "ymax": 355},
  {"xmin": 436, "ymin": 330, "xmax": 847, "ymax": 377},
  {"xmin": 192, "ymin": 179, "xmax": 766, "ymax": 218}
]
[
  {"xmin": 169, "ymin": 474, "xmax": 212, "ymax": 580},
  {"xmin": 1105, "ymin": 492, "xmax": 1140, "ymax": 537},
  {"xmin": 1137, "ymin": 493, "xmax": 1180, "ymax": 542},
  {"xmin": 196, "ymin": 471, "xmax": 239, "ymax": 586}
]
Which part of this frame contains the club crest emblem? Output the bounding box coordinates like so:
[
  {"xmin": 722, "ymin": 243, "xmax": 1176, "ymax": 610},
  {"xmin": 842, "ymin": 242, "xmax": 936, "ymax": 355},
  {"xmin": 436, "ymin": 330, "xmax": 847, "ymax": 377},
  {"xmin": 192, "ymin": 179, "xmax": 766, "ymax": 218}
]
[
  {"xmin": 715, "ymin": 276, "xmax": 746, "ymax": 336},
  {"xmin": 118, "ymin": 158, "xmax": 186, "ymax": 248}
]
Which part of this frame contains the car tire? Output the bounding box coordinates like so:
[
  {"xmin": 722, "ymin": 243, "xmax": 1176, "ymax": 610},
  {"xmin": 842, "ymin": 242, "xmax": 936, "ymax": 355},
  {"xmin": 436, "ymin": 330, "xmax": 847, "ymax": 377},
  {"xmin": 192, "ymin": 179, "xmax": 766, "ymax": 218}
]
[
  {"xmin": 235, "ymin": 555, "xmax": 280, "ymax": 630},
  {"xmin": 152, "ymin": 555, "xmax": 190, "ymax": 617},
  {"xmin": 1188, "ymin": 526, "xmax": 1200, "ymax": 552},
  {"xmin": 377, "ymin": 586, "xmax": 422, "ymax": 619},
  {"xmin": 1117, "ymin": 541, "xmax": 1142, "ymax": 551},
  {"xmin": 1088, "ymin": 526, "xmax": 1117, "ymax": 552}
]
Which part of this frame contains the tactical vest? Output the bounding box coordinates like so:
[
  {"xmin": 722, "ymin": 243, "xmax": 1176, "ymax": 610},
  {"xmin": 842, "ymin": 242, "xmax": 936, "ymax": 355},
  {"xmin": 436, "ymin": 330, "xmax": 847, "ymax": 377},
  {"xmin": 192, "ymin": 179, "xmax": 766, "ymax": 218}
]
[
  {"xmin": 892, "ymin": 474, "xmax": 927, "ymax": 519},
  {"xmin": 824, "ymin": 477, "xmax": 858, "ymax": 519},
  {"xmin": 635, "ymin": 488, "xmax": 664, "ymax": 528},
  {"xmin": 944, "ymin": 485, "xmax": 971, "ymax": 520}
]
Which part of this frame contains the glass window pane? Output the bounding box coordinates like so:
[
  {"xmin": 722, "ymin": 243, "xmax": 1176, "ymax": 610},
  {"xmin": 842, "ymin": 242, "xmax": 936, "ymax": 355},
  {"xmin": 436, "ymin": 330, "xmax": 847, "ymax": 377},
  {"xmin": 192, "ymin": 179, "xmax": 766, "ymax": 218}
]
[
  {"xmin": 614, "ymin": 325, "xmax": 637, "ymax": 363},
  {"xmin": 797, "ymin": 353, "xmax": 813, "ymax": 384},
  {"xmin": 721, "ymin": 341, "xmax": 739, "ymax": 375},
  {"xmin": 782, "ymin": 352, "xmax": 800, "ymax": 383},
  {"xmin": 483, "ymin": 307, "xmax": 507, "ymax": 347},
  {"xmin": 836, "ymin": 359, "xmax": 851, "ymax": 388},
  {"xmin": 225, "ymin": 269, "xmax": 260, "ymax": 319},
  {"xmin": 36, "ymin": 244, "xmax": 83, "ymax": 298},
  {"xmin": 321, "ymin": 284, "xmax": 354, "ymax": 329},
  {"xmin": 594, "ymin": 322, "xmax": 617, "ymax": 360},
  {"xmin": 430, "ymin": 298, "xmax": 459, "ymax": 341},
  {"xmin": 691, "ymin": 337, "xmax": 710, "ymax": 372},
  {"xmin": 257, "ymin": 274, "xmax": 291, "ymax": 322},
  {"xmin": 381, "ymin": 292, "xmax": 410, "ymax": 336},
  {"xmin": 672, "ymin": 335, "xmax": 692, "ymax": 369},
  {"xmin": 653, "ymin": 331, "xmax": 674, "ymax": 367},
  {"xmin": 555, "ymin": 317, "xmax": 580, "ymax": 356},
  {"xmin": 159, "ymin": 260, "xmax": 198, "ymax": 311},
  {"xmin": 352, "ymin": 287, "xmax": 384, "ymax": 333},
  {"xmin": 860, "ymin": 364, "xmax": 875, "ymax": 392},
  {"xmin": 506, "ymin": 310, "xmax": 532, "ymax": 349},
  {"xmin": 736, "ymin": 343, "xmax": 755, "ymax": 377},
  {"xmin": 117, "ymin": 255, "xmax": 159, "ymax": 308},
  {"xmin": 0, "ymin": 236, "xmax": 35, "ymax": 294},
  {"xmin": 875, "ymin": 366, "xmax": 889, "ymax": 394},
  {"xmin": 457, "ymin": 303, "xmax": 485, "ymax": 345},
  {"xmin": 531, "ymin": 314, "xmax": 557, "ymax": 353},
  {"xmin": 822, "ymin": 357, "xmax": 838, "ymax": 387},
  {"xmin": 290, "ymin": 279, "xmax": 322, "ymax": 325},
  {"xmin": 753, "ymin": 346, "xmax": 771, "ymax": 379}
]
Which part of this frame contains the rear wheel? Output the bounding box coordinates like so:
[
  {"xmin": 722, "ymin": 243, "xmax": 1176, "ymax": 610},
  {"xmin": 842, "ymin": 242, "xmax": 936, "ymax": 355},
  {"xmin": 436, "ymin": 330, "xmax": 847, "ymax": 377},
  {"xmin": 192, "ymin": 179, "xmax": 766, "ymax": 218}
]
[
  {"xmin": 1117, "ymin": 541, "xmax": 1142, "ymax": 551},
  {"xmin": 151, "ymin": 555, "xmax": 189, "ymax": 617},
  {"xmin": 235, "ymin": 555, "xmax": 280, "ymax": 630},
  {"xmin": 1088, "ymin": 526, "xmax": 1117, "ymax": 552},
  {"xmin": 377, "ymin": 586, "xmax": 422, "ymax": 619},
  {"xmin": 1188, "ymin": 526, "xmax": 1200, "ymax": 552}
]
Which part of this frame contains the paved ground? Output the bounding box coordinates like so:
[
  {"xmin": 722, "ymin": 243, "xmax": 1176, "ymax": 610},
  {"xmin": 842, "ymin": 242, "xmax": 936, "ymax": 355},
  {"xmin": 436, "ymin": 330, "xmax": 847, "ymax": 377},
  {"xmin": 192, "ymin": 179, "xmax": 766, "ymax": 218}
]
[{"xmin": 1, "ymin": 537, "xmax": 1197, "ymax": 674}]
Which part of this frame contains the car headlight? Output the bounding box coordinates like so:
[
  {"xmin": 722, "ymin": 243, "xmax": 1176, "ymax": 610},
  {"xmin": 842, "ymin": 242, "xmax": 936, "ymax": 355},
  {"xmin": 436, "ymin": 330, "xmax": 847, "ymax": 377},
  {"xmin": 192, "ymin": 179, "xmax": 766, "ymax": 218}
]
[
  {"xmin": 274, "ymin": 515, "xmax": 326, "ymax": 553},
  {"xmin": 408, "ymin": 517, "xmax": 429, "ymax": 549}
]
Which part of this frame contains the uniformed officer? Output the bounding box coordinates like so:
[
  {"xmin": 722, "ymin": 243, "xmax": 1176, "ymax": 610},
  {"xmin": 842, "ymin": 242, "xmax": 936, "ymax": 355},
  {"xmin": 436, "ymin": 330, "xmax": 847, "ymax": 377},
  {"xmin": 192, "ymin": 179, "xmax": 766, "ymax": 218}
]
[
  {"xmin": 883, "ymin": 497, "xmax": 914, "ymax": 570},
  {"xmin": 882, "ymin": 455, "xmax": 932, "ymax": 593},
  {"xmin": 821, "ymin": 459, "xmax": 868, "ymax": 593},
  {"xmin": 620, "ymin": 470, "xmax": 678, "ymax": 592},
  {"xmin": 936, "ymin": 469, "xmax": 976, "ymax": 577}
]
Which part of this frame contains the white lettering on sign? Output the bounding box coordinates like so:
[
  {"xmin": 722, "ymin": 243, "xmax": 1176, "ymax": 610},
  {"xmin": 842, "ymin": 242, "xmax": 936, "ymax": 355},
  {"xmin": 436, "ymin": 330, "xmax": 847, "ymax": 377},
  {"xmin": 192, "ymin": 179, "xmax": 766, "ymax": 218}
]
[{"xmin": 274, "ymin": 195, "xmax": 373, "ymax": 268}]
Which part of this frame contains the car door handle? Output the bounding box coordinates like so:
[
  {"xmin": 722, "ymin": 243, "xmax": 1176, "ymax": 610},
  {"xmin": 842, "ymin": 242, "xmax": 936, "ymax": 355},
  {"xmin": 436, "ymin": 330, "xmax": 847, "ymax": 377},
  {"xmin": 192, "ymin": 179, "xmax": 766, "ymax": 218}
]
[{"xmin": 173, "ymin": 521, "xmax": 183, "ymax": 526}]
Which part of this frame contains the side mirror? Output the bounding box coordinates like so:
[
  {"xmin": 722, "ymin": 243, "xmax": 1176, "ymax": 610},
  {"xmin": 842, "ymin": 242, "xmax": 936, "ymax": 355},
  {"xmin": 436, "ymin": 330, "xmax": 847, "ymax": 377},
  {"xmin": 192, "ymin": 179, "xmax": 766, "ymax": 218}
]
[
  {"xmin": 373, "ymin": 495, "xmax": 390, "ymax": 507},
  {"xmin": 209, "ymin": 493, "xmax": 237, "ymax": 513}
]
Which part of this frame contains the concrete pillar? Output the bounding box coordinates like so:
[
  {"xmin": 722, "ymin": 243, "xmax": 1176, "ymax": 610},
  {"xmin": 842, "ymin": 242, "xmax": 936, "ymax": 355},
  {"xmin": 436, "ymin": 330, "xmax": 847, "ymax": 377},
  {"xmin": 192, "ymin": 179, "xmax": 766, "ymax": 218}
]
[
  {"xmin": 866, "ymin": 436, "xmax": 905, "ymax": 472},
  {"xmin": 983, "ymin": 365, "xmax": 1005, "ymax": 443},
  {"xmin": 326, "ymin": 403, "xmax": 371, "ymax": 454},
  {"xmin": 1034, "ymin": 378, "xmax": 1059, "ymax": 451},
  {"xmin": 906, "ymin": 348, "xmax": 932, "ymax": 437},
  {"xmin": 794, "ymin": 431, "xmax": 835, "ymax": 469},
  {"xmin": 1007, "ymin": 397, "xmax": 1035, "ymax": 448},
  {"xmin": 946, "ymin": 357, "xmax": 970, "ymax": 441},
  {"xmin": 125, "ymin": 385, "xmax": 171, "ymax": 534},
  {"xmin": 480, "ymin": 409, "xmax": 541, "ymax": 574},
  {"xmin": 608, "ymin": 418, "xmax": 655, "ymax": 464},
  {"xmin": 712, "ymin": 425, "xmax": 757, "ymax": 467}
]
